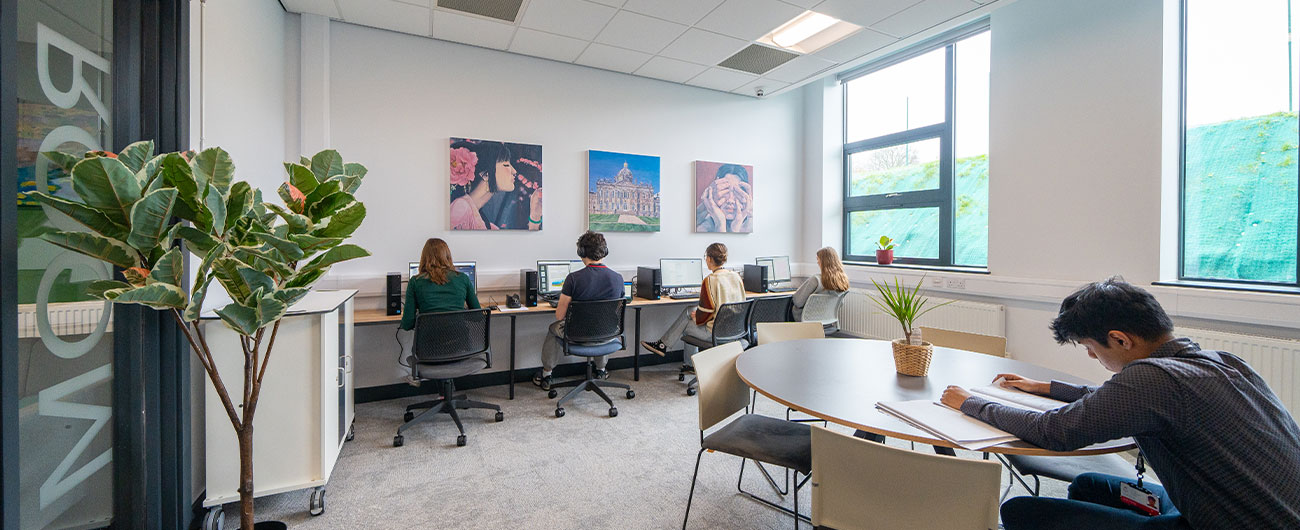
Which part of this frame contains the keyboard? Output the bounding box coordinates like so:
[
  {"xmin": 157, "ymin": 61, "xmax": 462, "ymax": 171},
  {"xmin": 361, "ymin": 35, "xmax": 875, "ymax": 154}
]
[
  {"xmin": 668, "ymin": 292, "xmax": 699, "ymax": 300},
  {"xmin": 767, "ymin": 286, "xmax": 796, "ymax": 293}
]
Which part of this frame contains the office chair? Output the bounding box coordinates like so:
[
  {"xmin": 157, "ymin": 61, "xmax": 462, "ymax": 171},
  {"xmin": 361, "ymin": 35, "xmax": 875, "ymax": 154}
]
[
  {"xmin": 394, "ymin": 308, "xmax": 502, "ymax": 448},
  {"xmin": 810, "ymin": 425, "xmax": 1001, "ymax": 530},
  {"xmin": 547, "ymin": 298, "xmax": 635, "ymax": 418},
  {"xmin": 681, "ymin": 299, "xmax": 754, "ymax": 396},
  {"xmin": 746, "ymin": 295, "xmax": 793, "ymax": 347},
  {"xmin": 799, "ymin": 292, "xmax": 846, "ymax": 335},
  {"xmin": 683, "ymin": 342, "xmax": 811, "ymax": 529}
]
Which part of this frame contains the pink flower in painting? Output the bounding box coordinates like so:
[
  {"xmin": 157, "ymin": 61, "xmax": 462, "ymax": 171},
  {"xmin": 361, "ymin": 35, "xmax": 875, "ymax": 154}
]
[{"xmin": 449, "ymin": 147, "xmax": 478, "ymax": 187}]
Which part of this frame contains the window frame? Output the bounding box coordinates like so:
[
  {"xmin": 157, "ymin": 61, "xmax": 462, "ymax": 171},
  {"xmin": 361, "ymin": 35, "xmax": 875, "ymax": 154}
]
[
  {"xmin": 840, "ymin": 24, "xmax": 988, "ymax": 267},
  {"xmin": 1176, "ymin": 0, "xmax": 1300, "ymax": 288}
]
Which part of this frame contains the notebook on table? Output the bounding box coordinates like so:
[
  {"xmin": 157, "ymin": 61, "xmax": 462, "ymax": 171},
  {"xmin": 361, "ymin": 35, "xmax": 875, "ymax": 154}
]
[{"xmin": 876, "ymin": 385, "xmax": 1069, "ymax": 450}]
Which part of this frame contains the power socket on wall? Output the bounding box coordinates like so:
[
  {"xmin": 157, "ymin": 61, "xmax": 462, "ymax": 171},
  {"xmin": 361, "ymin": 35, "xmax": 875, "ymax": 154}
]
[
  {"xmin": 946, "ymin": 278, "xmax": 967, "ymax": 290},
  {"xmin": 931, "ymin": 277, "xmax": 944, "ymax": 288}
]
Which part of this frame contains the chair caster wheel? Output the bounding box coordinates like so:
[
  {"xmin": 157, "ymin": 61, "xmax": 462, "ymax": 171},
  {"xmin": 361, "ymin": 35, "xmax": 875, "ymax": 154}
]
[
  {"xmin": 679, "ymin": 373, "xmax": 685, "ymax": 381},
  {"xmin": 609, "ymin": 407, "xmax": 618, "ymax": 417},
  {"xmin": 548, "ymin": 389, "xmax": 557, "ymax": 399},
  {"xmin": 403, "ymin": 411, "xmax": 414, "ymax": 422},
  {"xmin": 456, "ymin": 434, "xmax": 467, "ymax": 447},
  {"xmin": 686, "ymin": 387, "xmax": 697, "ymax": 396},
  {"xmin": 392, "ymin": 435, "xmax": 404, "ymax": 447},
  {"xmin": 555, "ymin": 408, "xmax": 565, "ymax": 418},
  {"xmin": 626, "ymin": 390, "xmax": 636, "ymax": 399},
  {"xmin": 495, "ymin": 411, "xmax": 504, "ymax": 422}
]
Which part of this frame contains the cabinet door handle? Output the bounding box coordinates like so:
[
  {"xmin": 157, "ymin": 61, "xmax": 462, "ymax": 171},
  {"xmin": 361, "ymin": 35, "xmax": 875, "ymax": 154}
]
[
  {"xmin": 337, "ymin": 367, "xmax": 346, "ymax": 388},
  {"xmin": 343, "ymin": 354, "xmax": 353, "ymax": 374}
]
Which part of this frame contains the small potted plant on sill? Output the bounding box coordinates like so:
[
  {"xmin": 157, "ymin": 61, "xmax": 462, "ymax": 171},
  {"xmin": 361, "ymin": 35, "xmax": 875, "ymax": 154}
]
[
  {"xmin": 875, "ymin": 236, "xmax": 895, "ymax": 265},
  {"xmin": 868, "ymin": 276, "xmax": 951, "ymax": 376}
]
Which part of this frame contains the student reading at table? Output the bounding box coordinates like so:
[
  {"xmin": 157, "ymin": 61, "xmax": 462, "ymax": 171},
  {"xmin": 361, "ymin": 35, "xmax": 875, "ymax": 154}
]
[
  {"xmin": 640, "ymin": 242, "xmax": 745, "ymax": 372},
  {"xmin": 791, "ymin": 246, "xmax": 850, "ymax": 321},
  {"xmin": 400, "ymin": 238, "xmax": 480, "ymax": 331},
  {"xmin": 940, "ymin": 277, "xmax": 1300, "ymax": 530},
  {"xmin": 532, "ymin": 231, "xmax": 624, "ymax": 390}
]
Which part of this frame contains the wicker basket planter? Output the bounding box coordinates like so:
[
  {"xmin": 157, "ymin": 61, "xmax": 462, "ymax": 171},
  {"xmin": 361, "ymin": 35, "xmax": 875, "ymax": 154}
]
[{"xmin": 892, "ymin": 339, "xmax": 934, "ymax": 376}]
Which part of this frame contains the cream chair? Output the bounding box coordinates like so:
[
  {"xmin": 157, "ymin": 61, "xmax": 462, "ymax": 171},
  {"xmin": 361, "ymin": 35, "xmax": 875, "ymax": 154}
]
[
  {"xmin": 919, "ymin": 327, "xmax": 1007, "ymax": 357},
  {"xmin": 756, "ymin": 321, "xmax": 826, "ymax": 345},
  {"xmin": 810, "ymin": 426, "xmax": 1001, "ymax": 530}
]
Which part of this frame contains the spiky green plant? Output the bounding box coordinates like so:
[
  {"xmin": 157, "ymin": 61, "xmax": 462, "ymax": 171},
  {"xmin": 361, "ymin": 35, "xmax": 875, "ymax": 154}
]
[
  {"xmin": 32, "ymin": 142, "xmax": 370, "ymax": 529},
  {"xmin": 868, "ymin": 276, "xmax": 952, "ymax": 344}
]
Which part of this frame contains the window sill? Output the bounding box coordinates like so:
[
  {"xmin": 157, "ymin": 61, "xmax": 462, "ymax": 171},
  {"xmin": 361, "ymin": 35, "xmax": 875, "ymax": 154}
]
[
  {"xmin": 1151, "ymin": 280, "xmax": 1300, "ymax": 296},
  {"xmin": 844, "ymin": 262, "xmax": 990, "ymax": 275}
]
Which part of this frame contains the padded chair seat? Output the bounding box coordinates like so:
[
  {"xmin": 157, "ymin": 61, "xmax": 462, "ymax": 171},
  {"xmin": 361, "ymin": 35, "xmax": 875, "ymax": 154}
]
[
  {"xmin": 566, "ymin": 337, "xmax": 623, "ymax": 357},
  {"xmin": 408, "ymin": 355, "xmax": 488, "ymax": 380},
  {"xmin": 1005, "ymin": 453, "xmax": 1150, "ymax": 485},
  {"xmin": 703, "ymin": 413, "xmax": 812, "ymax": 474},
  {"xmin": 683, "ymin": 336, "xmax": 749, "ymax": 349}
]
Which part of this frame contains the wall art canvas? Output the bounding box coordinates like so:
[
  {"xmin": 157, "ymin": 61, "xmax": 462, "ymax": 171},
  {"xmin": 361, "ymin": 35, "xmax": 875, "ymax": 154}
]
[
  {"xmin": 694, "ymin": 160, "xmax": 753, "ymax": 233},
  {"xmin": 587, "ymin": 150, "xmax": 661, "ymax": 232},
  {"xmin": 449, "ymin": 137, "xmax": 543, "ymax": 230}
]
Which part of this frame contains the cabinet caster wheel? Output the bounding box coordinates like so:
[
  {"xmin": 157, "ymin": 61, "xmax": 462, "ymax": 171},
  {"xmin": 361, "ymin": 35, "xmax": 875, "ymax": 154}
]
[
  {"xmin": 393, "ymin": 435, "xmax": 404, "ymax": 447},
  {"xmin": 403, "ymin": 411, "xmax": 414, "ymax": 422},
  {"xmin": 495, "ymin": 411, "xmax": 504, "ymax": 422},
  {"xmin": 345, "ymin": 424, "xmax": 355, "ymax": 442},
  {"xmin": 547, "ymin": 389, "xmax": 557, "ymax": 399},
  {"xmin": 555, "ymin": 407, "xmax": 565, "ymax": 418},
  {"xmin": 626, "ymin": 390, "xmax": 636, "ymax": 399},
  {"xmin": 309, "ymin": 486, "xmax": 325, "ymax": 516},
  {"xmin": 679, "ymin": 373, "xmax": 685, "ymax": 381},
  {"xmin": 609, "ymin": 407, "xmax": 618, "ymax": 417},
  {"xmin": 456, "ymin": 434, "xmax": 467, "ymax": 447},
  {"xmin": 686, "ymin": 387, "xmax": 697, "ymax": 396},
  {"xmin": 202, "ymin": 506, "xmax": 224, "ymax": 530}
]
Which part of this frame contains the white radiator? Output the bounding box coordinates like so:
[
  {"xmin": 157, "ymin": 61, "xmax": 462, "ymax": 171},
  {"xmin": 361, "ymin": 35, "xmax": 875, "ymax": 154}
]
[
  {"xmin": 1177, "ymin": 327, "xmax": 1300, "ymax": 418},
  {"xmin": 16, "ymin": 301, "xmax": 112, "ymax": 339},
  {"xmin": 838, "ymin": 289, "xmax": 1005, "ymax": 340}
]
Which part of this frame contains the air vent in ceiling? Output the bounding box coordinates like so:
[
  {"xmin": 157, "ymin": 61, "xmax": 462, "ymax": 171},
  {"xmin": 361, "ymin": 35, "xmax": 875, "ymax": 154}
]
[
  {"xmin": 437, "ymin": 0, "xmax": 525, "ymax": 23},
  {"xmin": 717, "ymin": 44, "xmax": 799, "ymax": 76}
]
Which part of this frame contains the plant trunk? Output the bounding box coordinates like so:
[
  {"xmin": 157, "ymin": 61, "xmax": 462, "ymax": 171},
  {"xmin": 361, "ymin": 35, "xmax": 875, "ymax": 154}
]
[{"xmin": 239, "ymin": 425, "xmax": 254, "ymax": 529}]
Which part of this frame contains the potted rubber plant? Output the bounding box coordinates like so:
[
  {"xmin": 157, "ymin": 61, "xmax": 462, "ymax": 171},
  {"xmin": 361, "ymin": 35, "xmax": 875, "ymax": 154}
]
[
  {"xmin": 875, "ymin": 236, "xmax": 895, "ymax": 264},
  {"xmin": 31, "ymin": 142, "xmax": 370, "ymax": 530},
  {"xmin": 868, "ymin": 276, "xmax": 951, "ymax": 376}
]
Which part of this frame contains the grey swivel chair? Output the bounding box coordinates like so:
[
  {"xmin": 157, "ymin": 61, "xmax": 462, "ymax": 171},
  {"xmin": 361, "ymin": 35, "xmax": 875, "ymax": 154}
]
[
  {"xmin": 547, "ymin": 298, "xmax": 636, "ymax": 418},
  {"xmin": 799, "ymin": 291, "xmax": 846, "ymax": 335},
  {"xmin": 746, "ymin": 295, "xmax": 793, "ymax": 347},
  {"xmin": 394, "ymin": 308, "xmax": 502, "ymax": 448},
  {"xmin": 681, "ymin": 299, "xmax": 754, "ymax": 396}
]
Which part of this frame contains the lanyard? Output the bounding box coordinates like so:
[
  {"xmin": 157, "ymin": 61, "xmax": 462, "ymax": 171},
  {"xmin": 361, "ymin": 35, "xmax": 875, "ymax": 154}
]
[{"xmin": 1135, "ymin": 451, "xmax": 1146, "ymax": 488}]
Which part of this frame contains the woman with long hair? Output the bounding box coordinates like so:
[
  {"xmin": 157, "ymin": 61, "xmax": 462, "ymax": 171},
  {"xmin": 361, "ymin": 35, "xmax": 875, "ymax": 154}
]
[
  {"xmin": 399, "ymin": 238, "xmax": 480, "ymax": 330},
  {"xmin": 792, "ymin": 246, "xmax": 850, "ymax": 321}
]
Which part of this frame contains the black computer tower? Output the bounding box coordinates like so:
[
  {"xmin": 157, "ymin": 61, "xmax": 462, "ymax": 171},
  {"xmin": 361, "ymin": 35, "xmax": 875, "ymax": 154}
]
[
  {"xmin": 744, "ymin": 264, "xmax": 770, "ymax": 293},
  {"xmin": 386, "ymin": 273, "xmax": 403, "ymax": 315},
  {"xmin": 636, "ymin": 266, "xmax": 661, "ymax": 300},
  {"xmin": 520, "ymin": 269, "xmax": 539, "ymax": 307}
]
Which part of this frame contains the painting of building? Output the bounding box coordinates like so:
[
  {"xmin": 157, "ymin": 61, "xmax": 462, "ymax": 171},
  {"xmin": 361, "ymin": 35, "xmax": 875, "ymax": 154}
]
[{"xmin": 588, "ymin": 150, "xmax": 660, "ymax": 232}]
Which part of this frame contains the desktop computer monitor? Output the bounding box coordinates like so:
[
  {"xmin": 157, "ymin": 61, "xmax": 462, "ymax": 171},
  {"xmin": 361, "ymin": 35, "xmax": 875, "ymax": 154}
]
[
  {"xmin": 408, "ymin": 261, "xmax": 419, "ymax": 280},
  {"xmin": 454, "ymin": 261, "xmax": 477, "ymax": 291},
  {"xmin": 623, "ymin": 281, "xmax": 633, "ymax": 300},
  {"xmin": 755, "ymin": 256, "xmax": 792, "ymax": 283},
  {"xmin": 537, "ymin": 260, "xmax": 574, "ymax": 295},
  {"xmin": 660, "ymin": 258, "xmax": 704, "ymax": 289}
]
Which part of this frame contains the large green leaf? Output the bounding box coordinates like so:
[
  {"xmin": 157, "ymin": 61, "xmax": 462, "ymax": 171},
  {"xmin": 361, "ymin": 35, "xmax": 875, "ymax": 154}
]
[
  {"xmin": 175, "ymin": 226, "xmax": 221, "ymax": 259},
  {"xmin": 311, "ymin": 201, "xmax": 365, "ymax": 238},
  {"xmin": 324, "ymin": 174, "xmax": 361, "ymax": 197},
  {"xmin": 41, "ymin": 151, "xmax": 81, "ymax": 173},
  {"xmin": 284, "ymin": 268, "xmax": 325, "ymax": 289},
  {"xmin": 309, "ymin": 149, "xmax": 344, "ymax": 181},
  {"xmin": 237, "ymin": 267, "xmax": 275, "ymax": 298},
  {"xmin": 252, "ymin": 231, "xmax": 305, "ymax": 261},
  {"xmin": 211, "ymin": 258, "xmax": 257, "ymax": 304},
  {"xmin": 306, "ymin": 191, "xmax": 354, "ymax": 221},
  {"xmin": 41, "ymin": 231, "xmax": 140, "ymax": 269},
  {"xmin": 273, "ymin": 286, "xmax": 311, "ymax": 308},
  {"xmin": 71, "ymin": 156, "xmax": 142, "ymax": 226},
  {"xmin": 215, "ymin": 302, "xmax": 258, "ymax": 336},
  {"xmin": 343, "ymin": 162, "xmax": 367, "ymax": 179},
  {"xmin": 184, "ymin": 276, "xmax": 211, "ymax": 322},
  {"xmin": 278, "ymin": 182, "xmax": 306, "ymax": 214},
  {"xmin": 104, "ymin": 282, "xmax": 187, "ymax": 310},
  {"xmin": 126, "ymin": 188, "xmax": 178, "ymax": 251},
  {"xmin": 299, "ymin": 243, "xmax": 370, "ymax": 273},
  {"xmin": 148, "ymin": 247, "xmax": 184, "ymax": 287},
  {"xmin": 206, "ymin": 186, "xmax": 227, "ymax": 237},
  {"xmin": 117, "ymin": 140, "xmax": 155, "ymax": 174},
  {"xmin": 255, "ymin": 294, "xmax": 287, "ymax": 328},
  {"xmin": 158, "ymin": 154, "xmax": 206, "ymax": 223},
  {"xmin": 87, "ymin": 279, "xmax": 131, "ymax": 299},
  {"xmin": 265, "ymin": 203, "xmax": 311, "ymax": 233},
  {"xmin": 191, "ymin": 147, "xmax": 234, "ymax": 196},
  {"xmin": 302, "ymin": 180, "xmax": 340, "ymax": 212},
  {"xmin": 285, "ymin": 163, "xmax": 319, "ymax": 195},
  {"xmin": 288, "ymin": 234, "xmax": 342, "ymax": 253},
  {"xmin": 138, "ymin": 153, "xmax": 168, "ymax": 188},
  {"xmin": 234, "ymin": 248, "xmax": 295, "ymax": 280},
  {"xmin": 27, "ymin": 192, "xmax": 129, "ymax": 240},
  {"xmin": 226, "ymin": 181, "xmax": 253, "ymax": 232}
]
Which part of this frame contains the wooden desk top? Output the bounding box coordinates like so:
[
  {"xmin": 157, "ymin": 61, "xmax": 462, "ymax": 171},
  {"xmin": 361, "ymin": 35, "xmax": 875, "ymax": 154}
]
[
  {"xmin": 355, "ymin": 290, "xmax": 791, "ymax": 325},
  {"xmin": 736, "ymin": 338, "xmax": 1135, "ymax": 456}
]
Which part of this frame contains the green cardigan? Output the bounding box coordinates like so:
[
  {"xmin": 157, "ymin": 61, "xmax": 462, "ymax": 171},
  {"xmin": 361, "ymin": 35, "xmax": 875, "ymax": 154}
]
[{"xmin": 399, "ymin": 271, "xmax": 480, "ymax": 330}]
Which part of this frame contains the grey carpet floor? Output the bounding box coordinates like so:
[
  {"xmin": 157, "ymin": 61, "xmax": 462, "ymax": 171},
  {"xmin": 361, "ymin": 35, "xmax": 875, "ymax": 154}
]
[{"xmin": 220, "ymin": 364, "xmax": 1092, "ymax": 529}]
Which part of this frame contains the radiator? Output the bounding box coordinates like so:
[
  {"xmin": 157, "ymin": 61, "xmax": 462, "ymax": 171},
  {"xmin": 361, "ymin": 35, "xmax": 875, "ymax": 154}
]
[
  {"xmin": 1177, "ymin": 327, "xmax": 1300, "ymax": 418},
  {"xmin": 838, "ymin": 289, "xmax": 1006, "ymax": 340},
  {"xmin": 16, "ymin": 301, "xmax": 112, "ymax": 339}
]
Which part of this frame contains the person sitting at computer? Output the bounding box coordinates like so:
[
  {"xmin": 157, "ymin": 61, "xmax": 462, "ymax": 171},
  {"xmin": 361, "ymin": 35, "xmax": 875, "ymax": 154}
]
[
  {"xmin": 532, "ymin": 231, "xmax": 625, "ymax": 390},
  {"xmin": 791, "ymin": 246, "xmax": 850, "ymax": 321},
  {"xmin": 399, "ymin": 238, "xmax": 480, "ymax": 331},
  {"xmin": 938, "ymin": 277, "xmax": 1300, "ymax": 530},
  {"xmin": 639, "ymin": 242, "xmax": 746, "ymax": 371}
]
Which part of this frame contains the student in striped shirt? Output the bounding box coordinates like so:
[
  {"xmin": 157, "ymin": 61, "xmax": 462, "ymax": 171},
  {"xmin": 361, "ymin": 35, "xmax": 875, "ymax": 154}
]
[{"xmin": 640, "ymin": 242, "xmax": 746, "ymax": 371}]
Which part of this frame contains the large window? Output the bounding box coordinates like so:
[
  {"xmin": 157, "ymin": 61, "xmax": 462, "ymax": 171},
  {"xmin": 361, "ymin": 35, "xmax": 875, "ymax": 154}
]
[
  {"xmin": 1181, "ymin": 0, "xmax": 1300, "ymax": 286},
  {"xmin": 842, "ymin": 28, "xmax": 989, "ymax": 267}
]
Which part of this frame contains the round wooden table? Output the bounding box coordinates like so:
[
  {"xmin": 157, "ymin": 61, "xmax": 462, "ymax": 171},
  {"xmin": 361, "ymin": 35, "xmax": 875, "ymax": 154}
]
[{"xmin": 735, "ymin": 338, "xmax": 1134, "ymax": 456}]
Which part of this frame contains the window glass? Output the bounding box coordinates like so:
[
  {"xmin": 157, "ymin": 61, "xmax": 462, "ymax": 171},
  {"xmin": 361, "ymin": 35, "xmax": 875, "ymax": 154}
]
[
  {"xmin": 848, "ymin": 138, "xmax": 941, "ymax": 197},
  {"xmin": 955, "ymin": 31, "xmax": 991, "ymax": 267},
  {"xmin": 845, "ymin": 47, "xmax": 946, "ymax": 143},
  {"xmin": 849, "ymin": 208, "xmax": 940, "ymax": 259}
]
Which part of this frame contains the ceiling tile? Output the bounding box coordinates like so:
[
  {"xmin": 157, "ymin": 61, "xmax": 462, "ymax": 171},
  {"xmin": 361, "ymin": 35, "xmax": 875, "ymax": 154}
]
[
  {"xmin": 575, "ymin": 43, "xmax": 653, "ymax": 73},
  {"xmin": 588, "ymin": 0, "xmax": 627, "ymax": 6},
  {"xmin": 634, "ymin": 56, "xmax": 709, "ymax": 83},
  {"xmin": 778, "ymin": 0, "xmax": 821, "ymax": 7},
  {"xmin": 621, "ymin": 0, "xmax": 725, "ymax": 26},
  {"xmin": 519, "ymin": 0, "xmax": 618, "ymax": 41},
  {"xmin": 812, "ymin": 0, "xmax": 922, "ymax": 28},
  {"xmin": 594, "ymin": 11, "xmax": 688, "ymax": 54},
  {"xmin": 395, "ymin": 0, "xmax": 433, "ymax": 7},
  {"xmin": 658, "ymin": 28, "xmax": 747, "ymax": 66},
  {"xmin": 870, "ymin": 0, "xmax": 980, "ymax": 38},
  {"xmin": 695, "ymin": 0, "xmax": 804, "ymax": 41},
  {"xmin": 734, "ymin": 78, "xmax": 790, "ymax": 97},
  {"xmin": 812, "ymin": 27, "xmax": 896, "ymax": 63},
  {"xmin": 509, "ymin": 28, "xmax": 590, "ymax": 62},
  {"xmin": 763, "ymin": 54, "xmax": 836, "ymax": 83},
  {"xmin": 432, "ymin": 10, "xmax": 517, "ymax": 49},
  {"xmin": 281, "ymin": 0, "xmax": 342, "ymax": 18},
  {"xmin": 970, "ymin": 0, "xmax": 996, "ymax": 4},
  {"xmin": 336, "ymin": 0, "xmax": 432, "ymax": 36},
  {"xmin": 685, "ymin": 67, "xmax": 757, "ymax": 92}
]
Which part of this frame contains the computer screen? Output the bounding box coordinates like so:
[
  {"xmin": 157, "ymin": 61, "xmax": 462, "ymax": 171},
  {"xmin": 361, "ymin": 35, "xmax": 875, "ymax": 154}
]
[
  {"xmin": 660, "ymin": 258, "xmax": 704, "ymax": 289},
  {"xmin": 537, "ymin": 260, "xmax": 574, "ymax": 295},
  {"xmin": 454, "ymin": 261, "xmax": 477, "ymax": 291},
  {"xmin": 756, "ymin": 256, "xmax": 792, "ymax": 282},
  {"xmin": 408, "ymin": 261, "xmax": 419, "ymax": 280},
  {"xmin": 623, "ymin": 281, "xmax": 633, "ymax": 300}
]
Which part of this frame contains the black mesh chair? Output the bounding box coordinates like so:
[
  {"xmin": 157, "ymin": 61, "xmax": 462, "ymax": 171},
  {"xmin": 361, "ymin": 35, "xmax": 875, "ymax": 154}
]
[
  {"xmin": 548, "ymin": 298, "xmax": 636, "ymax": 418},
  {"xmin": 681, "ymin": 299, "xmax": 754, "ymax": 396},
  {"xmin": 393, "ymin": 308, "xmax": 502, "ymax": 448},
  {"xmin": 746, "ymin": 295, "xmax": 793, "ymax": 347}
]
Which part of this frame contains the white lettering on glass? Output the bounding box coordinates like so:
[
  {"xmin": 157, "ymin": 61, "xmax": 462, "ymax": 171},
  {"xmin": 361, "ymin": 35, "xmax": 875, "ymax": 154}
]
[{"xmin": 37, "ymin": 364, "xmax": 113, "ymax": 509}]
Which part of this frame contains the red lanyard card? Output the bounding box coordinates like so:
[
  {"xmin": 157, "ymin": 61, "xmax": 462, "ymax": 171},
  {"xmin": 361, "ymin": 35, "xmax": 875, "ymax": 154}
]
[{"xmin": 1120, "ymin": 481, "xmax": 1161, "ymax": 516}]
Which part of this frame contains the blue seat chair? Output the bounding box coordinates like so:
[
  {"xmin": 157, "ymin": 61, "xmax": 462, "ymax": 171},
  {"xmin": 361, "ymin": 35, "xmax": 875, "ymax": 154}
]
[{"xmin": 547, "ymin": 298, "xmax": 636, "ymax": 418}]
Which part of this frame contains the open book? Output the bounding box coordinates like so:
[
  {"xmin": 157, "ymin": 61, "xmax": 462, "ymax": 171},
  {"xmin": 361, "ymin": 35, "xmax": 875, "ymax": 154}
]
[{"xmin": 876, "ymin": 384, "xmax": 1070, "ymax": 450}]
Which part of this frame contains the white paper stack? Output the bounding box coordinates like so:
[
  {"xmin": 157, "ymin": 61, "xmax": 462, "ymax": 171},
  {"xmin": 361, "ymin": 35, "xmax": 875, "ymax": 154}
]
[{"xmin": 876, "ymin": 400, "xmax": 1021, "ymax": 450}]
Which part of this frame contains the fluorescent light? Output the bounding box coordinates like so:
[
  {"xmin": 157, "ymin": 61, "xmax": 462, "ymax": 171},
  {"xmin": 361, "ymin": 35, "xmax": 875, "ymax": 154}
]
[{"xmin": 771, "ymin": 12, "xmax": 838, "ymax": 48}]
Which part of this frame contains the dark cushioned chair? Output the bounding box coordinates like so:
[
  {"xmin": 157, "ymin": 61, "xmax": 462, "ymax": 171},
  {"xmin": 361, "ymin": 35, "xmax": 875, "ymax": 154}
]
[{"xmin": 394, "ymin": 308, "xmax": 502, "ymax": 448}]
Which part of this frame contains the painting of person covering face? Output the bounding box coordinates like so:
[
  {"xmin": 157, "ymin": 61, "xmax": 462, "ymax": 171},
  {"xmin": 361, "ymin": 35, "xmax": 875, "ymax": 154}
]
[
  {"xmin": 449, "ymin": 137, "xmax": 543, "ymax": 231},
  {"xmin": 694, "ymin": 161, "xmax": 753, "ymax": 233}
]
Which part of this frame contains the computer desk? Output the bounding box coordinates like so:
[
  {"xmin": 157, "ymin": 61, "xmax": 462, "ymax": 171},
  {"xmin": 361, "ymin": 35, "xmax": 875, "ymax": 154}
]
[{"xmin": 355, "ymin": 290, "xmax": 790, "ymax": 399}]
